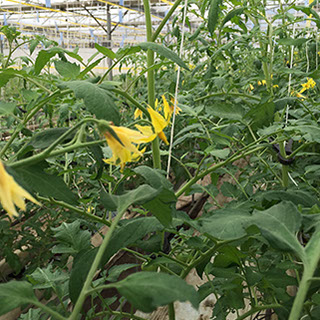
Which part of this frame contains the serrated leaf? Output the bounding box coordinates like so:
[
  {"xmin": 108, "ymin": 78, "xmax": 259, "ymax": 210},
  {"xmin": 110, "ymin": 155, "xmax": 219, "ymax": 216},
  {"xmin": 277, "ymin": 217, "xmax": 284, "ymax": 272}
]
[
  {"xmin": 0, "ymin": 281, "xmax": 37, "ymax": 316},
  {"xmin": 278, "ymin": 38, "xmax": 308, "ymax": 46},
  {"xmin": 95, "ymin": 43, "xmax": 116, "ymax": 60},
  {"xmin": 65, "ymin": 81, "xmax": 120, "ymax": 125},
  {"xmin": 28, "ymin": 128, "xmax": 73, "ymax": 149},
  {"xmin": 54, "ymin": 60, "xmax": 80, "ymax": 79},
  {"xmin": 208, "ymin": 0, "xmax": 223, "ymax": 35},
  {"xmin": 252, "ymin": 201, "xmax": 305, "ymax": 259},
  {"xmin": 0, "ymin": 101, "xmax": 16, "ymax": 115},
  {"xmin": 13, "ymin": 164, "xmax": 78, "ymax": 205},
  {"xmin": 51, "ymin": 221, "xmax": 91, "ymax": 255},
  {"xmin": 69, "ymin": 248, "xmax": 98, "ymax": 304},
  {"xmin": 100, "ymin": 217, "xmax": 163, "ymax": 267},
  {"xmin": 34, "ymin": 47, "xmax": 82, "ymax": 75},
  {"xmin": 138, "ymin": 42, "xmax": 189, "ymax": 70},
  {"xmin": 114, "ymin": 272, "xmax": 199, "ymax": 312},
  {"xmin": 100, "ymin": 184, "xmax": 161, "ymax": 213},
  {"xmin": 27, "ymin": 265, "xmax": 69, "ymax": 290},
  {"xmin": 190, "ymin": 209, "xmax": 252, "ymax": 240}
]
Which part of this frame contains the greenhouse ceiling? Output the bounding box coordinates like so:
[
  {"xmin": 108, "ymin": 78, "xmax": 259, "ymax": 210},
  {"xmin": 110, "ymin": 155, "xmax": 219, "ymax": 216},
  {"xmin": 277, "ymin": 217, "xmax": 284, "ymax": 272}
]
[{"xmin": 0, "ymin": 0, "xmax": 201, "ymax": 48}]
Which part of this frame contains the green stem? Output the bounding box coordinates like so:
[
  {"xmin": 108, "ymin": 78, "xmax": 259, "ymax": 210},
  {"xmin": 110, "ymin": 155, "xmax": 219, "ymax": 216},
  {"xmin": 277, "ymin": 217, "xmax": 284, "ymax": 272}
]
[
  {"xmin": 279, "ymin": 141, "xmax": 289, "ymax": 188},
  {"xmin": 37, "ymin": 196, "xmax": 110, "ymax": 226},
  {"xmin": 288, "ymin": 230, "xmax": 320, "ymax": 320},
  {"xmin": 194, "ymin": 92, "xmax": 261, "ymax": 102},
  {"xmin": 0, "ymin": 89, "xmax": 65, "ymax": 159},
  {"xmin": 168, "ymin": 303, "xmax": 175, "ymax": 320},
  {"xmin": 8, "ymin": 119, "xmax": 98, "ymax": 168},
  {"xmin": 175, "ymin": 145, "xmax": 265, "ymax": 198},
  {"xmin": 152, "ymin": 0, "xmax": 184, "ymax": 41},
  {"xmin": 93, "ymin": 311, "xmax": 147, "ymax": 320},
  {"xmin": 143, "ymin": 0, "xmax": 161, "ymax": 170},
  {"xmin": 180, "ymin": 240, "xmax": 231, "ymax": 279},
  {"xmin": 235, "ymin": 304, "xmax": 282, "ymax": 320},
  {"xmin": 32, "ymin": 300, "xmax": 66, "ymax": 320},
  {"xmin": 112, "ymin": 88, "xmax": 149, "ymax": 117},
  {"xmin": 68, "ymin": 208, "xmax": 127, "ymax": 320}
]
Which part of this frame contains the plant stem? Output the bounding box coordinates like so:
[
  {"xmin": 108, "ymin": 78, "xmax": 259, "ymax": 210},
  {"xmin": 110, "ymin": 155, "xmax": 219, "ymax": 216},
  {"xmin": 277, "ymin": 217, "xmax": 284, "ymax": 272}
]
[
  {"xmin": 32, "ymin": 300, "xmax": 67, "ymax": 320},
  {"xmin": 175, "ymin": 145, "xmax": 265, "ymax": 198},
  {"xmin": 37, "ymin": 196, "xmax": 110, "ymax": 226},
  {"xmin": 152, "ymin": 0, "xmax": 184, "ymax": 41},
  {"xmin": 8, "ymin": 118, "xmax": 97, "ymax": 168},
  {"xmin": 0, "ymin": 89, "xmax": 65, "ymax": 159},
  {"xmin": 235, "ymin": 304, "xmax": 282, "ymax": 320},
  {"xmin": 194, "ymin": 92, "xmax": 261, "ymax": 102},
  {"xmin": 143, "ymin": 0, "xmax": 161, "ymax": 170},
  {"xmin": 279, "ymin": 141, "xmax": 289, "ymax": 188},
  {"xmin": 68, "ymin": 208, "xmax": 127, "ymax": 320},
  {"xmin": 168, "ymin": 303, "xmax": 175, "ymax": 320},
  {"xmin": 112, "ymin": 88, "xmax": 149, "ymax": 117},
  {"xmin": 288, "ymin": 230, "xmax": 320, "ymax": 320}
]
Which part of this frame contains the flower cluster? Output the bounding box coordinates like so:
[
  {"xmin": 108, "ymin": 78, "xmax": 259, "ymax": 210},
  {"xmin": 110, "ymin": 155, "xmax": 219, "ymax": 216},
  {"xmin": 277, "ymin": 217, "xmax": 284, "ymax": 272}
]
[
  {"xmin": 300, "ymin": 78, "xmax": 316, "ymax": 93},
  {"xmin": 102, "ymin": 95, "xmax": 181, "ymax": 171},
  {"xmin": 0, "ymin": 161, "xmax": 40, "ymax": 218},
  {"xmin": 292, "ymin": 77, "xmax": 316, "ymax": 99}
]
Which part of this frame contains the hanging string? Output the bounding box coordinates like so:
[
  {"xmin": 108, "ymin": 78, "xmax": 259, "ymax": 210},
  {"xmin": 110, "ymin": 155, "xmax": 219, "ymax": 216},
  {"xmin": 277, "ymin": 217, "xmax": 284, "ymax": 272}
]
[{"xmin": 166, "ymin": 0, "xmax": 188, "ymax": 178}]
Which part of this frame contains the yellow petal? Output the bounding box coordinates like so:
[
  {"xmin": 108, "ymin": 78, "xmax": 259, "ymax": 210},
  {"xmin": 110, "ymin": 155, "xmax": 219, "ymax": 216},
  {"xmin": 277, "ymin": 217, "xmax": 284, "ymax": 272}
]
[
  {"xmin": 135, "ymin": 125, "xmax": 157, "ymax": 142},
  {"xmin": 158, "ymin": 131, "xmax": 169, "ymax": 145},
  {"xmin": 134, "ymin": 108, "xmax": 143, "ymax": 119},
  {"xmin": 147, "ymin": 107, "xmax": 168, "ymax": 134},
  {"xmin": 0, "ymin": 162, "xmax": 40, "ymax": 219},
  {"xmin": 162, "ymin": 95, "xmax": 171, "ymax": 121}
]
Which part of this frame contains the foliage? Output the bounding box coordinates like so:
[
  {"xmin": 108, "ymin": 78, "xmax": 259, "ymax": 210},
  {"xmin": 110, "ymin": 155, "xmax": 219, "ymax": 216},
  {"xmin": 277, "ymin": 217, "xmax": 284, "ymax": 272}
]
[{"xmin": 1, "ymin": 0, "xmax": 320, "ymax": 319}]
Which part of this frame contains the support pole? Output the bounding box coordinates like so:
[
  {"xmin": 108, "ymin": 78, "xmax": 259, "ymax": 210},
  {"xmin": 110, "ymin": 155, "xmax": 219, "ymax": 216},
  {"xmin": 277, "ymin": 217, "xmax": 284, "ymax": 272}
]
[{"xmin": 107, "ymin": 4, "xmax": 113, "ymax": 80}]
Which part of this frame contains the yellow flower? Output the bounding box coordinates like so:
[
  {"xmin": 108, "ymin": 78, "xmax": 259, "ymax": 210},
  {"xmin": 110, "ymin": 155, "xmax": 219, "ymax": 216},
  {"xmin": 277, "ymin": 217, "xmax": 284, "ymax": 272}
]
[
  {"xmin": 248, "ymin": 84, "xmax": 254, "ymax": 91},
  {"xmin": 134, "ymin": 108, "xmax": 143, "ymax": 119},
  {"xmin": 301, "ymin": 77, "xmax": 316, "ymax": 91},
  {"xmin": 147, "ymin": 106, "xmax": 169, "ymax": 145},
  {"xmin": 0, "ymin": 162, "xmax": 40, "ymax": 218},
  {"xmin": 262, "ymin": 80, "xmax": 266, "ymax": 85},
  {"xmin": 103, "ymin": 125, "xmax": 155, "ymax": 171},
  {"xmin": 273, "ymin": 84, "xmax": 279, "ymax": 89},
  {"xmin": 258, "ymin": 80, "xmax": 262, "ymax": 86}
]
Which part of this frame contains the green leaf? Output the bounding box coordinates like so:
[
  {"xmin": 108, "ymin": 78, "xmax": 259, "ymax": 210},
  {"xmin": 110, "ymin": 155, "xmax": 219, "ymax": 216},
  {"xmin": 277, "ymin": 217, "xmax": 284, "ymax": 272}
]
[
  {"xmin": 27, "ymin": 265, "xmax": 69, "ymax": 290},
  {"xmin": 65, "ymin": 81, "xmax": 120, "ymax": 125},
  {"xmin": 14, "ymin": 163, "xmax": 78, "ymax": 205},
  {"xmin": 190, "ymin": 209, "xmax": 252, "ymax": 240},
  {"xmin": 278, "ymin": 38, "xmax": 308, "ymax": 46},
  {"xmin": 143, "ymin": 188, "xmax": 175, "ymax": 227},
  {"xmin": 134, "ymin": 166, "xmax": 172, "ymax": 189},
  {"xmin": 204, "ymin": 147, "xmax": 230, "ymax": 159},
  {"xmin": 257, "ymin": 190, "xmax": 319, "ymax": 207},
  {"xmin": 252, "ymin": 201, "xmax": 305, "ymax": 259},
  {"xmin": 113, "ymin": 272, "xmax": 199, "ymax": 312},
  {"xmin": 208, "ymin": 0, "xmax": 223, "ymax": 35},
  {"xmin": 54, "ymin": 60, "xmax": 80, "ymax": 79},
  {"xmin": 100, "ymin": 184, "xmax": 161, "ymax": 213},
  {"xmin": 0, "ymin": 281, "xmax": 37, "ymax": 316},
  {"xmin": 28, "ymin": 128, "xmax": 74, "ymax": 149},
  {"xmin": 221, "ymin": 7, "xmax": 246, "ymax": 28},
  {"xmin": 79, "ymin": 57, "xmax": 104, "ymax": 78},
  {"xmin": 51, "ymin": 221, "xmax": 92, "ymax": 255},
  {"xmin": 245, "ymin": 102, "xmax": 275, "ymax": 130},
  {"xmin": 0, "ymin": 69, "xmax": 25, "ymax": 88},
  {"xmin": 107, "ymin": 264, "xmax": 138, "ymax": 282},
  {"xmin": 206, "ymin": 103, "xmax": 244, "ymax": 120},
  {"xmin": 69, "ymin": 248, "xmax": 98, "ymax": 304},
  {"xmin": 100, "ymin": 217, "xmax": 163, "ymax": 267},
  {"xmin": 0, "ymin": 101, "xmax": 16, "ymax": 115},
  {"xmin": 138, "ymin": 42, "xmax": 189, "ymax": 70},
  {"xmin": 34, "ymin": 47, "xmax": 82, "ymax": 75},
  {"xmin": 95, "ymin": 43, "xmax": 116, "ymax": 60}
]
